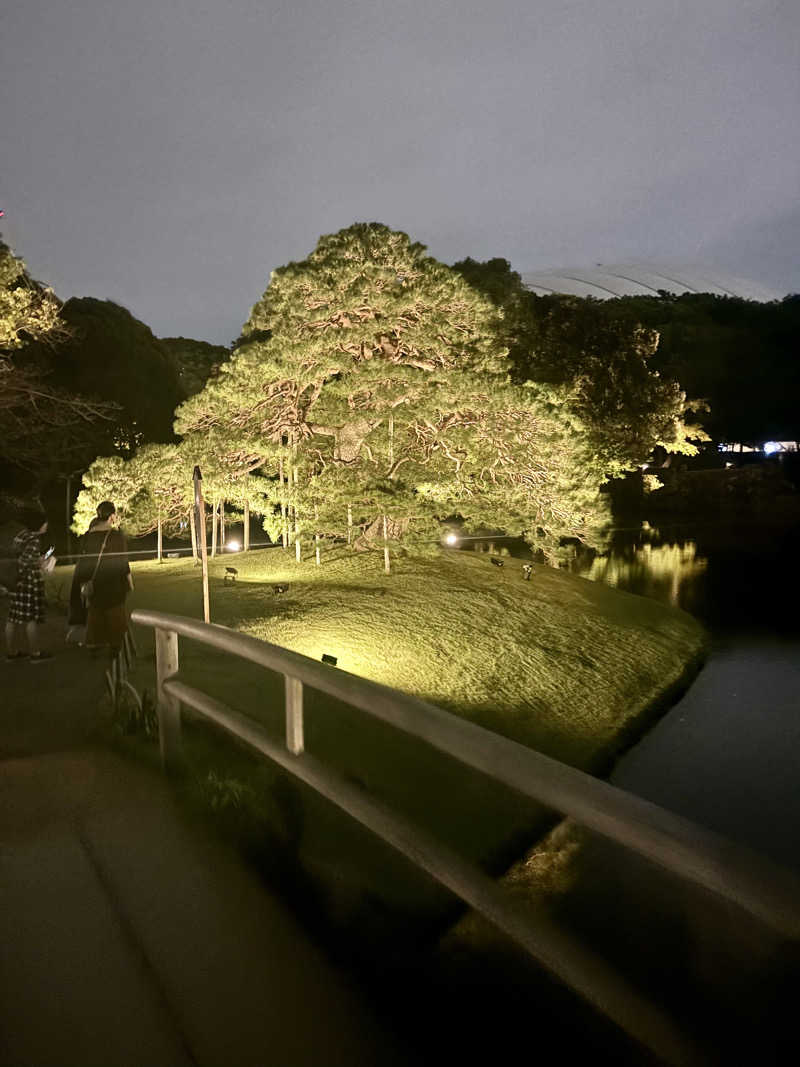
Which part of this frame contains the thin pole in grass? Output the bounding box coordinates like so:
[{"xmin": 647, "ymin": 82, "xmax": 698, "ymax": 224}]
[{"xmin": 193, "ymin": 465, "xmax": 211, "ymax": 623}]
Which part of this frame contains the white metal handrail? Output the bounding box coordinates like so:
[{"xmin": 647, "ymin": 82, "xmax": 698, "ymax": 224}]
[{"xmin": 132, "ymin": 608, "xmax": 800, "ymax": 1064}]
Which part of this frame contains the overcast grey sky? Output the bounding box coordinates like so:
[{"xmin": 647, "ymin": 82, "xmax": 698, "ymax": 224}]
[{"xmin": 2, "ymin": 0, "xmax": 798, "ymax": 344}]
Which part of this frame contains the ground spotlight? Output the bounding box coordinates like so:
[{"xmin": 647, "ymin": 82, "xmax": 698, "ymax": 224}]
[
  {"xmin": 226, "ymin": 539, "xmax": 241, "ymax": 552},
  {"xmin": 444, "ymin": 532, "xmax": 459, "ymax": 546}
]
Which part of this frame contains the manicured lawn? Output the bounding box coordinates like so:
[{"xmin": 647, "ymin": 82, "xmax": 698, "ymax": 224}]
[
  {"xmin": 118, "ymin": 544, "xmax": 706, "ymax": 762},
  {"xmin": 48, "ymin": 545, "xmax": 707, "ymax": 938}
]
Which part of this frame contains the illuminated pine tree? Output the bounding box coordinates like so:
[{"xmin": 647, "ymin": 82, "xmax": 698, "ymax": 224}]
[{"xmin": 176, "ymin": 223, "xmax": 609, "ymax": 565}]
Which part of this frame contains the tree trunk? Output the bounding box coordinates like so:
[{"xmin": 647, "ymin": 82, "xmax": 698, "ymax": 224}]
[
  {"xmin": 383, "ymin": 513, "xmax": 391, "ymax": 575},
  {"xmin": 157, "ymin": 513, "xmax": 163, "ymax": 563},
  {"xmin": 211, "ymin": 498, "xmax": 218, "ymax": 558},
  {"xmin": 243, "ymin": 500, "xmax": 250, "ymax": 551},
  {"xmin": 388, "ymin": 413, "xmax": 394, "ymax": 469},
  {"xmin": 347, "ymin": 503, "xmax": 353, "ymax": 546},
  {"xmin": 295, "ymin": 536, "xmax": 301, "ymax": 563},
  {"xmin": 193, "ymin": 466, "xmax": 211, "ymax": 623},
  {"xmin": 292, "ymin": 442, "xmax": 299, "ymax": 554},
  {"xmin": 220, "ymin": 500, "xmax": 225, "ymax": 548},
  {"xmin": 314, "ymin": 504, "xmax": 321, "ymax": 566},
  {"xmin": 189, "ymin": 506, "xmax": 198, "ymax": 562},
  {"xmin": 279, "ymin": 455, "xmax": 288, "ymax": 549}
]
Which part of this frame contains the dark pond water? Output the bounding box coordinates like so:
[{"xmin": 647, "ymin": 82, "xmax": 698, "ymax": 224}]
[
  {"xmin": 570, "ymin": 519, "xmax": 800, "ymax": 637},
  {"xmin": 570, "ymin": 520, "xmax": 800, "ymax": 873}
]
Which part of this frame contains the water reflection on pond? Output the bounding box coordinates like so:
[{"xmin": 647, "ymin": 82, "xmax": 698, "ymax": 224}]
[
  {"xmin": 580, "ymin": 535, "xmax": 707, "ymax": 609},
  {"xmin": 568, "ymin": 520, "xmax": 800, "ymax": 635}
]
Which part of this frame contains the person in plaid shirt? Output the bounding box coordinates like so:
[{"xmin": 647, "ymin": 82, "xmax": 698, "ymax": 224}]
[{"xmin": 5, "ymin": 505, "xmax": 52, "ymax": 662}]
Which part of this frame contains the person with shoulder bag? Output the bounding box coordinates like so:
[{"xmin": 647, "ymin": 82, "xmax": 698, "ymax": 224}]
[{"xmin": 69, "ymin": 501, "xmax": 133, "ymax": 657}]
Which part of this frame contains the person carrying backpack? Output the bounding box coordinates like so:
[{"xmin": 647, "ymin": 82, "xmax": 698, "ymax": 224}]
[{"xmin": 4, "ymin": 504, "xmax": 53, "ymax": 662}]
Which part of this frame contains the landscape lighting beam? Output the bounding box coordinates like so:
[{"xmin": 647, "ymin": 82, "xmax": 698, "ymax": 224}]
[{"xmin": 226, "ymin": 540, "xmax": 241, "ymax": 552}]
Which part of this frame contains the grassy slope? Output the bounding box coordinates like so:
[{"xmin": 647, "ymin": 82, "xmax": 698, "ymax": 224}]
[
  {"xmin": 113, "ymin": 544, "xmax": 706, "ymax": 770},
  {"xmin": 47, "ymin": 546, "xmax": 706, "ymax": 935}
]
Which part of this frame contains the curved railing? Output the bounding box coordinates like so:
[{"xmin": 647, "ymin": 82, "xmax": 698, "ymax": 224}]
[{"xmin": 132, "ymin": 608, "xmax": 800, "ymax": 1065}]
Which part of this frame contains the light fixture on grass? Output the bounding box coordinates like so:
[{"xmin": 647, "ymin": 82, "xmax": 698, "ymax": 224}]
[
  {"xmin": 444, "ymin": 532, "xmax": 459, "ymax": 546},
  {"xmin": 226, "ymin": 539, "xmax": 241, "ymax": 552}
]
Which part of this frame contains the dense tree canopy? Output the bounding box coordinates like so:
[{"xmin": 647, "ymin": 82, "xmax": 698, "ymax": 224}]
[
  {"xmin": 42, "ymin": 298, "xmax": 183, "ymax": 451},
  {"xmin": 0, "ymin": 237, "xmax": 65, "ymax": 351},
  {"xmin": 0, "ymin": 237, "xmax": 116, "ymax": 481},
  {"xmin": 174, "ymin": 224, "xmax": 609, "ymax": 553},
  {"xmin": 161, "ymin": 336, "xmax": 231, "ymax": 398},
  {"xmin": 452, "ymin": 258, "xmax": 705, "ymax": 474},
  {"xmin": 613, "ymin": 292, "xmax": 800, "ymax": 446}
]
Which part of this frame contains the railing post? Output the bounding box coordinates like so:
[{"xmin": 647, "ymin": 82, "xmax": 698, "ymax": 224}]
[
  {"xmin": 284, "ymin": 675, "xmax": 304, "ymax": 754},
  {"xmin": 156, "ymin": 627, "xmax": 182, "ymax": 771}
]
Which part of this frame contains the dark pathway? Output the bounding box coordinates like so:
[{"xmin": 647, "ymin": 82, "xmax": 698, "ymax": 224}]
[{"xmin": 0, "ymin": 607, "xmax": 412, "ymax": 1066}]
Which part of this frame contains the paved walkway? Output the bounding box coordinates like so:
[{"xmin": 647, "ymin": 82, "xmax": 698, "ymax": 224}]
[{"xmin": 0, "ymin": 610, "xmax": 411, "ymax": 1066}]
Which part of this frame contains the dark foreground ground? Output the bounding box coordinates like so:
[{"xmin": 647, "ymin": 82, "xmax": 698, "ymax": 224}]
[
  {"xmin": 3, "ymin": 602, "xmax": 797, "ymax": 1066},
  {"xmin": 0, "ymin": 611, "xmax": 418, "ymax": 1067}
]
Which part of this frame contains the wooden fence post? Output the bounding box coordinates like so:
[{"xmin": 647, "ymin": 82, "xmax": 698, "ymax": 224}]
[
  {"xmin": 189, "ymin": 506, "xmax": 198, "ymax": 562},
  {"xmin": 284, "ymin": 675, "xmax": 304, "ymax": 754},
  {"xmin": 155, "ymin": 627, "xmax": 182, "ymax": 771}
]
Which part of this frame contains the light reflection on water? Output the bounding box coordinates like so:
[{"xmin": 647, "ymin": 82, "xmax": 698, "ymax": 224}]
[
  {"xmin": 578, "ymin": 536, "xmax": 707, "ymax": 609},
  {"xmin": 568, "ymin": 520, "xmax": 800, "ymax": 635}
]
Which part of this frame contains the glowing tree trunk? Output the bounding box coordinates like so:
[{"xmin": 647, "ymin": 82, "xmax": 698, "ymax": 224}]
[
  {"xmin": 189, "ymin": 506, "xmax": 198, "ymax": 562},
  {"xmin": 279, "ymin": 453, "xmax": 288, "ymax": 549},
  {"xmin": 211, "ymin": 498, "xmax": 218, "ymax": 558},
  {"xmin": 193, "ymin": 466, "xmax": 210, "ymax": 623},
  {"xmin": 347, "ymin": 503, "xmax": 353, "ymax": 546},
  {"xmin": 383, "ymin": 513, "xmax": 390, "ymax": 575},
  {"xmin": 314, "ymin": 504, "xmax": 321, "ymax": 566},
  {"xmin": 219, "ymin": 500, "xmax": 225, "ymax": 547},
  {"xmin": 243, "ymin": 500, "xmax": 250, "ymax": 551},
  {"xmin": 157, "ymin": 511, "xmax": 163, "ymax": 563}
]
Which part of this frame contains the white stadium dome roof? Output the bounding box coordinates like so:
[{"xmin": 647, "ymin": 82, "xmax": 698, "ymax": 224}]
[{"xmin": 521, "ymin": 264, "xmax": 782, "ymax": 302}]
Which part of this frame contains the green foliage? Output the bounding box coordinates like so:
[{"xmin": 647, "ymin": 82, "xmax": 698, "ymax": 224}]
[
  {"xmin": 0, "ymin": 237, "xmax": 65, "ymax": 350},
  {"xmin": 44, "ymin": 298, "xmax": 182, "ymax": 450},
  {"xmin": 176, "ymin": 224, "xmax": 608, "ymax": 554},
  {"xmin": 161, "ymin": 336, "xmax": 231, "ymax": 398},
  {"xmin": 613, "ymin": 292, "xmax": 800, "ymax": 445},
  {"xmin": 452, "ymin": 258, "xmax": 706, "ymax": 474},
  {"xmin": 0, "ymin": 236, "xmax": 122, "ymax": 482}
]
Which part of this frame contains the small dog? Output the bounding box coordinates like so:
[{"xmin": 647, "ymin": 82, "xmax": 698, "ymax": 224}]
[
  {"xmin": 272, "ymin": 584, "xmax": 288, "ymax": 594},
  {"xmin": 490, "ymin": 557, "xmax": 504, "ymax": 568},
  {"xmin": 224, "ymin": 567, "xmax": 238, "ymax": 582}
]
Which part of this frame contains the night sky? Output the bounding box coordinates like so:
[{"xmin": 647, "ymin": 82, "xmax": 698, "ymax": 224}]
[{"xmin": 2, "ymin": 0, "xmax": 798, "ymax": 344}]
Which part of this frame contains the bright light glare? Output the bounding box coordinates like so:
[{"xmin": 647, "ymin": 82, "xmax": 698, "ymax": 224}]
[
  {"xmin": 226, "ymin": 540, "xmax": 241, "ymax": 552},
  {"xmin": 444, "ymin": 533, "xmax": 459, "ymax": 545},
  {"xmin": 763, "ymin": 441, "xmax": 782, "ymax": 455}
]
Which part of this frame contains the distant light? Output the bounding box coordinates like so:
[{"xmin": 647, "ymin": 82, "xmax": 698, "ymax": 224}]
[
  {"xmin": 226, "ymin": 539, "xmax": 241, "ymax": 552},
  {"xmin": 763, "ymin": 441, "xmax": 782, "ymax": 455},
  {"xmin": 444, "ymin": 532, "xmax": 459, "ymax": 545},
  {"xmin": 640, "ymin": 463, "xmax": 649, "ymax": 470}
]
